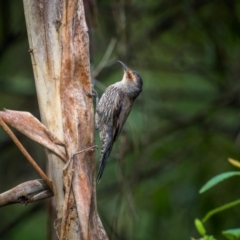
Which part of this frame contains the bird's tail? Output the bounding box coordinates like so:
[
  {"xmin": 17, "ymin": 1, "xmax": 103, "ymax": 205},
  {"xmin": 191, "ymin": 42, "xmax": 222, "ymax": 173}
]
[
  {"xmin": 97, "ymin": 143, "xmax": 112, "ymax": 183},
  {"xmin": 97, "ymin": 155, "xmax": 108, "ymax": 183}
]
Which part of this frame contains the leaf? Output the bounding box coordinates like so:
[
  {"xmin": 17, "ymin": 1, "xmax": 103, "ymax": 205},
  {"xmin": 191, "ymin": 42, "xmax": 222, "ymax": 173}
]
[
  {"xmin": 222, "ymin": 228, "xmax": 240, "ymax": 240},
  {"xmin": 195, "ymin": 218, "xmax": 206, "ymax": 236},
  {"xmin": 228, "ymin": 158, "xmax": 240, "ymax": 169},
  {"xmin": 199, "ymin": 171, "xmax": 240, "ymax": 194},
  {"xmin": 204, "ymin": 236, "xmax": 215, "ymax": 240}
]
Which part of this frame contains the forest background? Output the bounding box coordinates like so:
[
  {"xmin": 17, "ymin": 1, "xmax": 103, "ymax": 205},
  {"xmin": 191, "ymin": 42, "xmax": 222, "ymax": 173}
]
[{"xmin": 0, "ymin": 0, "xmax": 240, "ymax": 239}]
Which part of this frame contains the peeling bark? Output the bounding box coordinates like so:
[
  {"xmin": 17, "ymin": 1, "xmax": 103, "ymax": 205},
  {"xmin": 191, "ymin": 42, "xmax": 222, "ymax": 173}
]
[{"xmin": 0, "ymin": 110, "xmax": 67, "ymax": 161}]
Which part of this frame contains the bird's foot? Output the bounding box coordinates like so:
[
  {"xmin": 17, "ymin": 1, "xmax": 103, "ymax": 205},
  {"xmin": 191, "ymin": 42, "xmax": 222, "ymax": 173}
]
[
  {"xmin": 84, "ymin": 84, "xmax": 99, "ymax": 106},
  {"xmin": 84, "ymin": 84, "xmax": 98, "ymax": 98}
]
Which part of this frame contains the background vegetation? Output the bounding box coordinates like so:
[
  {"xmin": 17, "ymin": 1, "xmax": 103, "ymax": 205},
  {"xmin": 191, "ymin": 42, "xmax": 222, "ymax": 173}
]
[{"xmin": 0, "ymin": 0, "xmax": 240, "ymax": 239}]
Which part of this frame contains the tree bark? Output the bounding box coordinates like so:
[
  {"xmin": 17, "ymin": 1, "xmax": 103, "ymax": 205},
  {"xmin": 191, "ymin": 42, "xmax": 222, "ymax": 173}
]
[{"xmin": 23, "ymin": 0, "xmax": 108, "ymax": 239}]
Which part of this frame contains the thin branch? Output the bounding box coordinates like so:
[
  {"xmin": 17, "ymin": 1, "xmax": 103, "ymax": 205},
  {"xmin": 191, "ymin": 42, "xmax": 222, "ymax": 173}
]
[
  {"xmin": 202, "ymin": 199, "xmax": 240, "ymax": 223},
  {"xmin": 73, "ymin": 145, "xmax": 98, "ymax": 157},
  {"xmin": 92, "ymin": 38, "xmax": 117, "ymax": 78},
  {"xmin": 0, "ymin": 179, "xmax": 53, "ymax": 207},
  {"xmin": 0, "ymin": 117, "xmax": 53, "ymax": 191}
]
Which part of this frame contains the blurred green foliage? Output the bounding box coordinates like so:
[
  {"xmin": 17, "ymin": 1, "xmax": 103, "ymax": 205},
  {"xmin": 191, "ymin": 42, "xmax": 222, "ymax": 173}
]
[
  {"xmin": 0, "ymin": 0, "xmax": 240, "ymax": 239},
  {"xmin": 192, "ymin": 159, "xmax": 240, "ymax": 239}
]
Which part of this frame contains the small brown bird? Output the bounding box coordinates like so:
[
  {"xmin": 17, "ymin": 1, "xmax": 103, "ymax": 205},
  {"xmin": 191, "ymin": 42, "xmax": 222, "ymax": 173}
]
[{"xmin": 96, "ymin": 61, "xmax": 143, "ymax": 182}]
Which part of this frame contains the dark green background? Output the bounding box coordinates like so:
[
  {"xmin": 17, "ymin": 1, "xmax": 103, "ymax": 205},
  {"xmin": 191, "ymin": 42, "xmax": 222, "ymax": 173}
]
[{"xmin": 0, "ymin": 0, "xmax": 240, "ymax": 239}]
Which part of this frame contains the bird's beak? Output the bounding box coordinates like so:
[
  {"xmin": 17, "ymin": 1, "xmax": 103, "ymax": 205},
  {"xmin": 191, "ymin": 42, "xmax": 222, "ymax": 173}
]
[{"xmin": 117, "ymin": 60, "xmax": 128, "ymax": 71}]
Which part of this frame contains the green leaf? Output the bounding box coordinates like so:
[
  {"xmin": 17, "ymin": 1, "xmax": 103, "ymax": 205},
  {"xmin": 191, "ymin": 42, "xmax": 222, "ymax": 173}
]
[
  {"xmin": 199, "ymin": 171, "xmax": 240, "ymax": 194},
  {"xmin": 204, "ymin": 236, "xmax": 215, "ymax": 240},
  {"xmin": 195, "ymin": 218, "xmax": 206, "ymax": 236},
  {"xmin": 222, "ymin": 228, "xmax": 240, "ymax": 240},
  {"xmin": 228, "ymin": 158, "xmax": 240, "ymax": 169}
]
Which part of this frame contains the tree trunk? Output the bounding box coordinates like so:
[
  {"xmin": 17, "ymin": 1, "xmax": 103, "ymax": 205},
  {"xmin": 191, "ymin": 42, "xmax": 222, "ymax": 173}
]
[{"xmin": 23, "ymin": 0, "xmax": 108, "ymax": 239}]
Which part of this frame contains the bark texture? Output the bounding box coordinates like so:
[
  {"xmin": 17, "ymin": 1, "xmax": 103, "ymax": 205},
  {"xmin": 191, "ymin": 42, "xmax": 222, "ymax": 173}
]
[{"xmin": 23, "ymin": 1, "xmax": 108, "ymax": 239}]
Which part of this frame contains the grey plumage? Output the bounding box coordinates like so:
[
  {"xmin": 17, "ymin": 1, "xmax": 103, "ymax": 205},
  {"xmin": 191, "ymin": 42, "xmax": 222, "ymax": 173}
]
[{"xmin": 96, "ymin": 61, "xmax": 143, "ymax": 183}]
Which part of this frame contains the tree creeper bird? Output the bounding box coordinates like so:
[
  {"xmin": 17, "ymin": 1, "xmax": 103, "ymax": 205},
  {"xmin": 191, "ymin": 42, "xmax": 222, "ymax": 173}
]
[{"xmin": 95, "ymin": 61, "xmax": 143, "ymax": 183}]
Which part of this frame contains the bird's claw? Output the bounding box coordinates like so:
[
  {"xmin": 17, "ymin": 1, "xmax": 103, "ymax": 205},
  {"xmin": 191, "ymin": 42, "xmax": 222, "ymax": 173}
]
[
  {"xmin": 84, "ymin": 85, "xmax": 99, "ymax": 106},
  {"xmin": 84, "ymin": 84, "xmax": 99, "ymax": 98},
  {"xmin": 84, "ymin": 88, "xmax": 93, "ymax": 98}
]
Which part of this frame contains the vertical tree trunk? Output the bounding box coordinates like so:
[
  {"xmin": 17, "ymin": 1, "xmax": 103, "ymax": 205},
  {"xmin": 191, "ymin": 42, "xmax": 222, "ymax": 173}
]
[{"xmin": 23, "ymin": 1, "xmax": 108, "ymax": 239}]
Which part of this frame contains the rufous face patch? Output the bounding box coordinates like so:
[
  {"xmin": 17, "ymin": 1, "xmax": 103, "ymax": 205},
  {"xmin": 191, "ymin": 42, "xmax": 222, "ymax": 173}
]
[{"xmin": 126, "ymin": 71, "xmax": 136, "ymax": 82}]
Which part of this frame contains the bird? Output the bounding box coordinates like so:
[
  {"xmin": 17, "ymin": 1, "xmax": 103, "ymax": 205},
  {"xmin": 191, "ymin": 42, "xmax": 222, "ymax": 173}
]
[{"xmin": 95, "ymin": 61, "xmax": 143, "ymax": 183}]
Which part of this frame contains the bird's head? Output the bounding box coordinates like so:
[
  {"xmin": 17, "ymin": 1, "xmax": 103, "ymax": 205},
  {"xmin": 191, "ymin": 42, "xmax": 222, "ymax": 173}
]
[{"xmin": 118, "ymin": 61, "xmax": 143, "ymax": 94}]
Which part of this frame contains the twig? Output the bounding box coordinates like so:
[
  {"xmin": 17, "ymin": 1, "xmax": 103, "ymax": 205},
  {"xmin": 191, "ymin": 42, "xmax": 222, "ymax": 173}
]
[
  {"xmin": 92, "ymin": 38, "xmax": 117, "ymax": 78},
  {"xmin": 0, "ymin": 117, "xmax": 53, "ymax": 191},
  {"xmin": 73, "ymin": 145, "xmax": 98, "ymax": 157}
]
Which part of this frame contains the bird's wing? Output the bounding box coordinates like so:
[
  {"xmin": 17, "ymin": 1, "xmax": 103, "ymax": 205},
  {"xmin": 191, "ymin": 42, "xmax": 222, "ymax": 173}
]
[
  {"xmin": 95, "ymin": 86, "xmax": 116, "ymax": 182},
  {"xmin": 95, "ymin": 85, "xmax": 116, "ymax": 130},
  {"xmin": 112, "ymin": 90, "xmax": 133, "ymax": 142},
  {"xmin": 96, "ymin": 86, "xmax": 132, "ymax": 183}
]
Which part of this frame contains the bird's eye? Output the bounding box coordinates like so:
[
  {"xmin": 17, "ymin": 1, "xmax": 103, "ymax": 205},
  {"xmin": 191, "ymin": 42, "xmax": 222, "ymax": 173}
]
[{"xmin": 127, "ymin": 72, "xmax": 135, "ymax": 82}]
